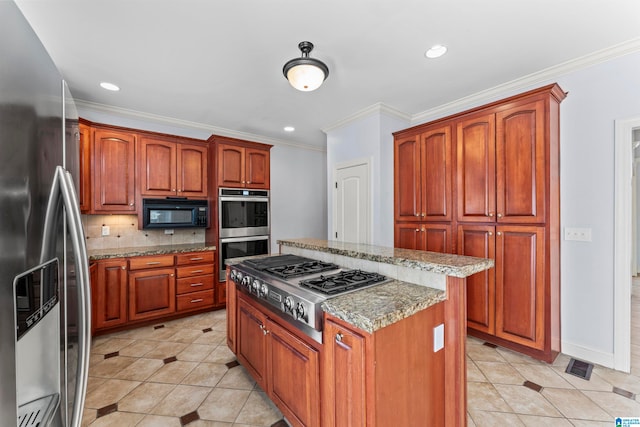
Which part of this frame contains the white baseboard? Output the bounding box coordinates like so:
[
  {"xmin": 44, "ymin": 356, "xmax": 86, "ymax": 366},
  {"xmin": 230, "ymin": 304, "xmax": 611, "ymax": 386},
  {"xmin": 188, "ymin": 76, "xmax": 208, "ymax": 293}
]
[{"xmin": 561, "ymin": 340, "xmax": 615, "ymax": 369}]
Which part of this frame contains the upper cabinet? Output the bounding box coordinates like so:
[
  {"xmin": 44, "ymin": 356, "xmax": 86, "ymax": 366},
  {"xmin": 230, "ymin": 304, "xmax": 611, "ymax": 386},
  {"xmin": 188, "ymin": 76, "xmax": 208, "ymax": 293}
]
[
  {"xmin": 78, "ymin": 121, "xmax": 92, "ymax": 213},
  {"xmin": 215, "ymin": 137, "xmax": 272, "ymax": 189},
  {"xmin": 92, "ymin": 127, "xmax": 136, "ymax": 213},
  {"xmin": 139, "ymin": 136, "xmax": 208, "ymax": 198}
]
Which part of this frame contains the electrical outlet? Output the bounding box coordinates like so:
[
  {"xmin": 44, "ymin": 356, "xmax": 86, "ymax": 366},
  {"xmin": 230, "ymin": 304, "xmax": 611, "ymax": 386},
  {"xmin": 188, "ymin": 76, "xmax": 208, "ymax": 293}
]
[
  {"xmin": 564, "ymin": 227, "xmax": 592, "ymax": 242},
  {"xmin": 164, "ymin": 229, "xmax": 174, "ymax": 235},
  {"xmin": 101, "ymin": 225, "xmax": 110, "ymax": 236}
]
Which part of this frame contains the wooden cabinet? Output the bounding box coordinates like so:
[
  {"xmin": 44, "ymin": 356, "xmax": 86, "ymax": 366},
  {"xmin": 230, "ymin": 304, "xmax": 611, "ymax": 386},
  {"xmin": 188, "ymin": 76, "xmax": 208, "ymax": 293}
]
[
  {"xmin": 216, "ymin": 139, "xmax": 271, "ymax": 189},
  {"xmin": 226, "ymin": 269, "xmax": 237, "ymax": 353},
  {"xmin": 394, "ymin": 84, "xmax": 565, "ymax": 362},
  {"xmin": 92, "ymin": 128, "xmax": 136, "ymax": 213},
  {"xmin": 138, "ymin": 136, "xmax": 208, "ymax": 198},
  {"xmin": 236, "ymin": 294, "xmax": 320, "ymax": 427},
  {"xmin": 395, "ymin": 222, "xmax": 451, "ymax": 253},
  {"xmin": 78, "ymin": 122, "xmax": 91, "ymax": 213},
  {"xmin": 175, "ymin": 250, "xmax": 215, "ymax": 313},
  {"xmin": 92, "ymin": 258, "xmax": 128, "ymax": 330},
  {"xmin": 323, "ymin": 303, "xmax": 445, "ymax": 427},
  {"xmin": 128, "ymin": 264, "xmax": 175, "ymax": 322},
  {"xmin": 394, "ymin": 124, "xmax": 452, "ymax": 222}
]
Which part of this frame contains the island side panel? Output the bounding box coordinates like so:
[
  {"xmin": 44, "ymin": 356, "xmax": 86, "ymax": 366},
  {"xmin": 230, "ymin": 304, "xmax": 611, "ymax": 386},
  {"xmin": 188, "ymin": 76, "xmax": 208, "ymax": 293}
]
[{"xmin": 445, "ymin": 276, "xmax": 468, "ymax": 426}]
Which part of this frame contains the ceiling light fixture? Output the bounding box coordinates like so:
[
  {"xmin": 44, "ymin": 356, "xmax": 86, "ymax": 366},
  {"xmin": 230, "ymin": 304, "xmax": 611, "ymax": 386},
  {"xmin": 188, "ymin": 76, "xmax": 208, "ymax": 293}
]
[
  {"xmin": 99, "ymin": 82, "xmax": 120, "ymax": 91},
  {"xmin": 425, "ymin": 44, "xmax": 447, "ymax": 59},
  {"xmin": 283, "ymin": 41, "xmax": 329, "ymax": 92},
  {"xmin": 284, "ymin": 126, "xmax": 295, "ymax": 132}
]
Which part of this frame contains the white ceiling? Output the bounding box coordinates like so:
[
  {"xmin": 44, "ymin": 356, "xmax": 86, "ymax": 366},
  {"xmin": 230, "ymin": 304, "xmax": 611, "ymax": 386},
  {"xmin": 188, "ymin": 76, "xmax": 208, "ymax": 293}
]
[{"xmin": 15, "ymin": 0, "xmax": 640, "ymax": 148}]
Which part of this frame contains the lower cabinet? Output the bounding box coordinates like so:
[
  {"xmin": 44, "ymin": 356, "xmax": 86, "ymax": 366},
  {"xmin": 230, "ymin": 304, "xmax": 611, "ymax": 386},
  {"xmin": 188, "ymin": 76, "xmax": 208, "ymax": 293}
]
[
  {"xmin": 92, "ymin": 258, "xmax": 127, "ymax": 330},
  {"xmin": 236, "ymin": 295, "xmax": 320, "ymax": 427},
  {"xmin": 128, "ymin": 267, "xmax": 176, "ymax": 322},
  {"xmin": 323, "ymin": 304, "xmax": 445, "ymax": 427}
]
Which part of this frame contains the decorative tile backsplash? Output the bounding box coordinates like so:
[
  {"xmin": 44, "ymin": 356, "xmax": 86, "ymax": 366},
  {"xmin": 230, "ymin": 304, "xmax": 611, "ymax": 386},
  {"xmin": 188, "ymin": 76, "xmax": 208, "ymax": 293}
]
[{"xmin": 82, "ymin": 214, "xmax": 206, "ymax": 251}]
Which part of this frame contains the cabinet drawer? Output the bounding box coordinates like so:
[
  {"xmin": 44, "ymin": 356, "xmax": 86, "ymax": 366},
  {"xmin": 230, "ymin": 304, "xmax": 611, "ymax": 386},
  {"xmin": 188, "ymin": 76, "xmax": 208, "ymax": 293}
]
[
  {"xmin": 176, "ymin": 289, "xmax": 214, "ymax": 311},
  {"xmin": 176, "ymin": 251, "xmax": 214, "ymax": 265},
  {"xmin": 176, "ymin": 275, "xmax": 214, "ymax": 295},
  {"xmin": 129, "ymin": 254, "xmax": 175, "ymax": 270},
  {"xmin": 176, "ymin": 264, "xmax": 214, "ymax": 278}
]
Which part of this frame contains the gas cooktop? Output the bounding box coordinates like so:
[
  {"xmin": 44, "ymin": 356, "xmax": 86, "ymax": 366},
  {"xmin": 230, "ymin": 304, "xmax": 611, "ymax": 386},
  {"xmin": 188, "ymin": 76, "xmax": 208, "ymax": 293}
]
[{"xmin": 229, "ymin": 254, "xmax": 389, "ymax": 342}]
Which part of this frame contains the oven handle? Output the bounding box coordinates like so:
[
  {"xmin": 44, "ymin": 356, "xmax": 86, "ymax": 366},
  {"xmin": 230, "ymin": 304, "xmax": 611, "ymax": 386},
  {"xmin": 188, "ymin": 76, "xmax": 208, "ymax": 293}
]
[
  {"xmin": 220, "ymin": 235, "xmax": 270, "ymax": 243},
  {"xmin": 219, "ymin": 196, "xmax": 269, "ymax": 203}
]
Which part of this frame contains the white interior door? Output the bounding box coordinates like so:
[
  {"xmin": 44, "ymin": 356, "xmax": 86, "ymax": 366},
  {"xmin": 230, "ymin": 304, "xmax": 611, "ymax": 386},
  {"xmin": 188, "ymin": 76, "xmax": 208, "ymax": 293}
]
[{"xmin": 334, "ymin": 161, "xmax": 370, "ymax": 244}]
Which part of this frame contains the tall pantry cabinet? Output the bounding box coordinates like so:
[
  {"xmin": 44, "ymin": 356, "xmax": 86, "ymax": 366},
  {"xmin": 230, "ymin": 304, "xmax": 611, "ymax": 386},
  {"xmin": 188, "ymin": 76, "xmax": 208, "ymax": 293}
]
[{"xmin": 394, "ymin": 84, "xmax": 566, "ymax": 363}]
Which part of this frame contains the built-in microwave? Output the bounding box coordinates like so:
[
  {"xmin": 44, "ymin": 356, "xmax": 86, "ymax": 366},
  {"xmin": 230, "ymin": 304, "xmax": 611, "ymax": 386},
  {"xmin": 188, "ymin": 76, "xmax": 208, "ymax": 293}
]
[
  {"xmin": 142, "ymin": 198, "xmax": 208, "ymax": 229},
  {"xmin": 219, "ymin": 188, "xmax": 269, "ymax": 238}
]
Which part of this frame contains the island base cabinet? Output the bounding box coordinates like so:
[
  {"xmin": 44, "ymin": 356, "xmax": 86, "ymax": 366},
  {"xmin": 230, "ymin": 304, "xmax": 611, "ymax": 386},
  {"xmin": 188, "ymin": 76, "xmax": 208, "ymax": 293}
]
[
  {"xmin": 237, "ymin": 296, "xmax": 269, "ymax": 391},
  {"xmin": 323, "ymin": 303, "xmax": 445, "ymax": 427}
]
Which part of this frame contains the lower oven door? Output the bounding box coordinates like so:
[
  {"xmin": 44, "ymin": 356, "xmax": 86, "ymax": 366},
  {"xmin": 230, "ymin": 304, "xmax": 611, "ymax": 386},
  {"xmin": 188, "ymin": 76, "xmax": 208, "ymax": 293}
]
[{"xmin": 219, "ymin": 235, "xmax": 270, "ymax": 282}]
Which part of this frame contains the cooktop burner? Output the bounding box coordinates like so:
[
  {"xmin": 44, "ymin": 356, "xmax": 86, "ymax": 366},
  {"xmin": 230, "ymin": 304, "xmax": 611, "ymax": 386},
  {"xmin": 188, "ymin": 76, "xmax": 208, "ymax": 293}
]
[
  {"xmin": 244, "ymin": 254, "xmax": 339, "ymax": 279},
  {"xmin": 299, "ymin": 270, "xmax": 388, "ymax": 295}
]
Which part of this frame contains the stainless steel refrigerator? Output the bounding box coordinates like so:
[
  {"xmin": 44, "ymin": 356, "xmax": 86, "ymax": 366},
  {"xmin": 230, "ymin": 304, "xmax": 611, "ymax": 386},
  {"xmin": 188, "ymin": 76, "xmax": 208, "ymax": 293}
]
[{"xmin": 1, "ymin": 2, "xmax": 91, "ymax": 426}]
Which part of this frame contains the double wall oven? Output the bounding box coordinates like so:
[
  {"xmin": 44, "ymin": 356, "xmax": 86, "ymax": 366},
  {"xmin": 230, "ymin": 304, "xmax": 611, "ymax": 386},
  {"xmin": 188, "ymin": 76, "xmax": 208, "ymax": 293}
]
[{"xmin": 218, "ymin": 188, "xmax": 270, "ymax": 281}]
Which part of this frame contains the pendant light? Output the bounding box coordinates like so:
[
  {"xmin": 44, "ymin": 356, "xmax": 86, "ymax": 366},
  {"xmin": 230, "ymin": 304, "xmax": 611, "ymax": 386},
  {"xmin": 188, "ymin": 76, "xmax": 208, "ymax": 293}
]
[{"xmin": 283, "ymin": 41, "xmax": 329, "ymax": 92}]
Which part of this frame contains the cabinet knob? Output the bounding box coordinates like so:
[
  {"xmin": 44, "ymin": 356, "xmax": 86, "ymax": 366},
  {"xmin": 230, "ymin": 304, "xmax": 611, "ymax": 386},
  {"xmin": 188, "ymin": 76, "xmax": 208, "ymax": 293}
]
[
  {"xmin": 415, "ymin": 228, "xmax": 420, "ymax": 232},
  {"xmin": 497, "ymin": 231, "xmax": 502, "ymax": 236},
  {"xmin": 129, "ymin": 202, "xmax": 134, "ymax": 206},
  {"xmin": 121, "ymin": 266, "xmax": 126, "ymax": 270},
  {"xmin": 489, "ymin": 232, "xmax": 493, "ymax": 236},
  {"xmin": 172, "ymin": 188, "xmax": 176, "ymax": 192},
  {"xmin": 421, "ymin": 213, "xmax": 425, "ymax": 217},
  {"xmin": 497, "ymin": 213, "xmax": 503, "ymax": 218},
  {"xmin": 488, "ymin": 212, "xmax": 494, "ymax": 217},
  {"xmin": 259, "ymin": 324, "xmax": 269, "ymax": 335},
  {"xmin": 335, "ymin": 333, "xmax": 343, "ymax": 343}
]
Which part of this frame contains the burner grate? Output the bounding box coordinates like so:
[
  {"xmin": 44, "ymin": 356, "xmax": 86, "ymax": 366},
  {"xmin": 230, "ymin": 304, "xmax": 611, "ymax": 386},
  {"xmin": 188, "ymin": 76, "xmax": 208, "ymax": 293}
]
[
  {"xmin": 299, "ymin": 270, "xmax": 387, "ymax": 295},
  {"xmin": 265, "ymin": 260, "xmax": 338, "ymax": 279}
]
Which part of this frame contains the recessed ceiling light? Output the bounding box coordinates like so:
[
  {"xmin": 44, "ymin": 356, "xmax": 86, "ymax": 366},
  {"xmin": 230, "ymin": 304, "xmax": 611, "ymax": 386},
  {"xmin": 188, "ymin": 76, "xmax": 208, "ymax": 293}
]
[
  {"xmin": 100, "ymin": 82, "xmax": 120, "ymax": 91},
  {"xmin": 284, "ymin": 126, "xmax": 295, "ymax": 132},
  {"xmin": 425, "ymin": 45, "xmax": 447, "ymax": 59}
]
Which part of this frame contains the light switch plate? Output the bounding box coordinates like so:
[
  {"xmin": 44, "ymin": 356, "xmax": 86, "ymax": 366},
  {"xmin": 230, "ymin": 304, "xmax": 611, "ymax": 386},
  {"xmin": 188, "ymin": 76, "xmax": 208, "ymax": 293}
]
[
  {"xmin": 164, "ymin": 229, "xmax": 174, "ymax": 235},
  {"xmin": 434, "ymin": 324, "xmax": 444, "ymax": 352},
  {"xmin": 564, "ymin": 227, "xmax": 592, "ymax": 242},
  {"xmin": 101, "ymin": 225, "xmax": 110, "ymax": 236}
]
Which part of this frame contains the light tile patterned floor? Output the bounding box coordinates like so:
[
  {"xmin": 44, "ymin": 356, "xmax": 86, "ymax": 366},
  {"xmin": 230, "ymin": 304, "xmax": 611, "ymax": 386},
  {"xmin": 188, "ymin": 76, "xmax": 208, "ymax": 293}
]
[{"xmin": 83, "ymin": 310, "xmax": 640, "ymax": 426}]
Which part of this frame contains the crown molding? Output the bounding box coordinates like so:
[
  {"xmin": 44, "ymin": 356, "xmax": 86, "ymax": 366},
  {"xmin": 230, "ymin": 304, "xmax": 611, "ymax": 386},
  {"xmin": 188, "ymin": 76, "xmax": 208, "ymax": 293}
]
[
  {"xmin": 74, "ymin": 99, "xmax": 327, "ymax": 152},
  {"xmin": 322, "ymin": 102, "xmax": 411, "ymax": 134},
  {"xmin": 411, "ymin": 37, "xmax": 640, "ymax": 125}
]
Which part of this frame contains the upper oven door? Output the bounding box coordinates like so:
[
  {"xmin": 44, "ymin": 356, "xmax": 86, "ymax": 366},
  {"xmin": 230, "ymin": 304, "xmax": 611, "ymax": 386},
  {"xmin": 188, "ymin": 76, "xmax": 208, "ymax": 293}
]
[{"xmin": 219, "ymin": 191, "xmax": 269, "ymax": 238}]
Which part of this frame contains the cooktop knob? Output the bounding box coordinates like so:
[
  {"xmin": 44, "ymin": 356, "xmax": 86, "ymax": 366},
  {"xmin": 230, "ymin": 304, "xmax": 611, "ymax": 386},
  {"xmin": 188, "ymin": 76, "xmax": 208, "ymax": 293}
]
[
  {"xmin": 234, "ymin": 271, "xmax": 243, "ymax": 283},
  {"xmin": 284, "ymin": 296, "xmax": 294, "ymax": 312},
  {"xmin": 252, "ymin": 279, "xmax": 260, "ymax": 293},
  {"xmin": 295, "ymin": 303, "xmax": 305, "ymax": 320},
  {"xmin": 241, "ymin": 276, "xmax": 251, "ymax": 288},
  {"xmin": 260, "ymin": 284, "xmax": 268, "ymax": 297}
]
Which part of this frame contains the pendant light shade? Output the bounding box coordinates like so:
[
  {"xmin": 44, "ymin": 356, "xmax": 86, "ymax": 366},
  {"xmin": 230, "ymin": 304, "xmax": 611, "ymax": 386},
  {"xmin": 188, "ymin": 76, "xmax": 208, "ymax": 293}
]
[{"xmin": 283, "ymin": 41, "xmax": 329, "ymax": 92}]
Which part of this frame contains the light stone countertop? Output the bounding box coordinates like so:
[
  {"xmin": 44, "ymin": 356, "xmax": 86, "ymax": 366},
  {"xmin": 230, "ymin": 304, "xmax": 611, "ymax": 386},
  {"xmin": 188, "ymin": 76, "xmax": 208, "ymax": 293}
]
[
  {"xmin": 277, "ymin": 237, "xmax": 493, "ymax": 278},
  {"xmin": 88, "ymin": 243, "xmax": 217, "ymax": 261}
]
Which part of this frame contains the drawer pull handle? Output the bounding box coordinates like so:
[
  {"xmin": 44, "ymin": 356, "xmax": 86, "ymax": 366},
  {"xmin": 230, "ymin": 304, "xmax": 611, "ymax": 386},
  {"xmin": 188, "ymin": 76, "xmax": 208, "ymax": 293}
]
[
  {"xmin": 190, "ymin": 298, "xmax": 204, "ymax": 303},
  {"xmin": 190, "ymin": 283, "xmax": 204, "ymax": 287},
  {"xmin": 190, "ymin": 257, "xmax": 203, "ymax": 261},
  {"xmin": 190, "ymin": 269, "xmax": 204, "ymax": 274},
  {"xmin": 146, "ymin": 261, "xmax": 161, "ymax": 265},
  {"xmin": 335, "ymin": 333, "xmax": 343, "ymax": 343}
]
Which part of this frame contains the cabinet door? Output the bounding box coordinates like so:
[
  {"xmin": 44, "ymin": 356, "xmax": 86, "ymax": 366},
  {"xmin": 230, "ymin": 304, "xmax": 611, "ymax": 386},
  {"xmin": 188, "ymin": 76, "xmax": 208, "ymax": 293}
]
[
  {"xmin": 245, "ymin": 148, "xmax": 270, "ymax": 189},
  {"xmin": 456, "ymin": 113, "xmax": 496, "ymax": 222},
  {"xmin": 394, "ymin": 135, "xmax": 421, "ymax": 221},
  {"xmin": 128, "ymin": 268, "xmax": 176, "ymax": 322},
  {"xmin": 495, "ymin": 226, "xmax": 545, "ymax": 350},
  {"xmin": 93, "ymin": 259, "xmax": 127, "ymax": 330},
  {"xmin": 458, "ymin": 225, "xmax": 496, "ymax": 335},
  {"xmin": 93, "ymin": 129, "xmax": 136, "ymax": 212},
  {"xmin": 78, "ymin": 123, "xmax": 92, "ymax": 213},
  {"xmin": 178, "ymin": 144, "xmax": 208, "ymax": 197},
  {"xmin": 139, "ymin": 137, "xmax": 177, "ymax": 197},
  {"xmin": 237, "ymin": 296, "xmax": 268, "ymax": 390},
  {"xmin": 421, "ymin": 125, "xmax": 452, "ymax": 221},
  {"xmin": 394, "ymin": 223, "xmax": 424, "ymax": 250},
  {"xmin": 267, "ymin": 319, "xmax": 320, "ymax": 427},
  {"xmin": 496, "ymin": 100, "xmax": 546, "ymax": 223},
  {"xmin": 323, "ymin": 318, "xmax": 367, "ymax": 427},
  {"xmin": 218, "ymin": 144, "xmax": 245, "ymax": 188},
  {"xmin": 423, "ymin": 223, "xmax": 452, "ymax": 253}
]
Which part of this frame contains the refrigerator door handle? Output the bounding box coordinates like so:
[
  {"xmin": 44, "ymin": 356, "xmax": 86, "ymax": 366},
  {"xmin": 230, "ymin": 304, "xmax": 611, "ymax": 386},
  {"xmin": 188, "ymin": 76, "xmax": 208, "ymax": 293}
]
[{"xmin": 58, "ymin": 166, "xmax": 91, "ymax": 427}]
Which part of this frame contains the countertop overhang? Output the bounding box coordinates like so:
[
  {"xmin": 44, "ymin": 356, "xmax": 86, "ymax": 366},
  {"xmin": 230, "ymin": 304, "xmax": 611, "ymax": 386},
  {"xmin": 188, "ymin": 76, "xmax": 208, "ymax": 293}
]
[{"xmin": 88, "ymin": 243, "xmax": 217, "ymax": 261}]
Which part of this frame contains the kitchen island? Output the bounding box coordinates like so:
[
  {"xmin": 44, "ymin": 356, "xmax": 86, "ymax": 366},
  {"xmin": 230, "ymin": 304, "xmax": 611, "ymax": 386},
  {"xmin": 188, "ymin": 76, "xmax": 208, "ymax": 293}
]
[{"xmin": 226, "ymin": 238, "xmax": 493, "ymax": 427}]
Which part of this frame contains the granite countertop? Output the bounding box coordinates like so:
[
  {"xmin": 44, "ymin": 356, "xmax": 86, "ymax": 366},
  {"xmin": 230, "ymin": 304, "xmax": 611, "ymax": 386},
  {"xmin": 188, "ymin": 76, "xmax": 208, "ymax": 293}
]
[
  {"xmin": 278, "ymin": 237, "xmax": 493, "ymax": 278},
  {"xmin": 321, "ymin": 280, "xmax": 446, "ymax": 333},
  {"xmin": 88, "ymin": 243, "xmax": 217, "ymax": 261}
]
